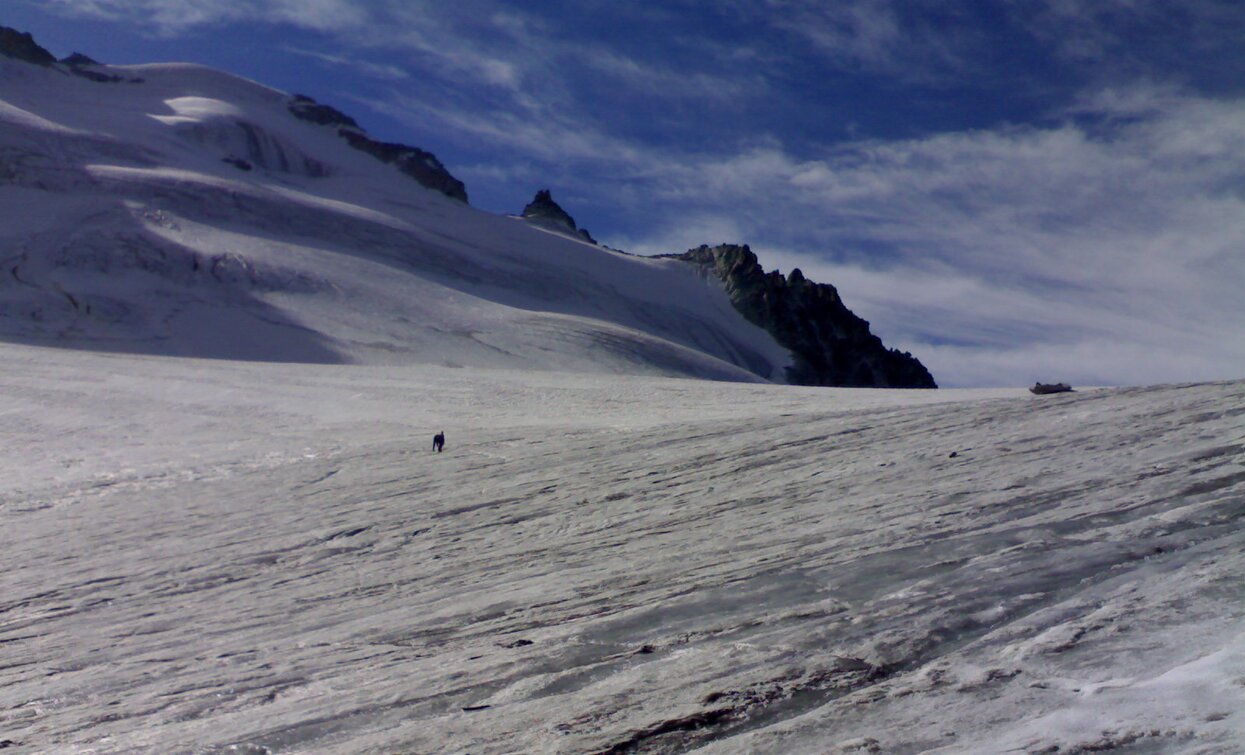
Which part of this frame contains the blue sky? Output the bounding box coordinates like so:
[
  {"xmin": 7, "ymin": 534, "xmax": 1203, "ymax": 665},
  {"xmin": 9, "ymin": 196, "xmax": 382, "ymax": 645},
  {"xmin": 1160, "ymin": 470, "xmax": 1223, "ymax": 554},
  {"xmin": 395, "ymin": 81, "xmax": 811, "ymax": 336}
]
[{"xmin": 7, "ymin": 0, "xmax": 1245, "ymax": 386}]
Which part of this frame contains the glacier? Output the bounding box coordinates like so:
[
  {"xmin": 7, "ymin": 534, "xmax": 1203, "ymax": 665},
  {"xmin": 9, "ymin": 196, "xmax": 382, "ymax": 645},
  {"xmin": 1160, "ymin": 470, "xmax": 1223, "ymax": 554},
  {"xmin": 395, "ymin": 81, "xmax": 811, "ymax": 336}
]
[{"xmin": 1, "ymin": 344, "xmax": 1242, "ymax": 753}]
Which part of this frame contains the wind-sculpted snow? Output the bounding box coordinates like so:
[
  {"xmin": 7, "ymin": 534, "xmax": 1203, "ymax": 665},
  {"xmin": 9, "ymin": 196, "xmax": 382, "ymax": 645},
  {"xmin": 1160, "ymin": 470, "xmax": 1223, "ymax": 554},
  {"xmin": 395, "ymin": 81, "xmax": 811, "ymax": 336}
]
[
  {"xmin": 160, "ymin": 97, "xmax": 331, "ymax": 178},
  {"xmin": 1, "ymin": 343, "xmax": 1242, "ymax": 753}
]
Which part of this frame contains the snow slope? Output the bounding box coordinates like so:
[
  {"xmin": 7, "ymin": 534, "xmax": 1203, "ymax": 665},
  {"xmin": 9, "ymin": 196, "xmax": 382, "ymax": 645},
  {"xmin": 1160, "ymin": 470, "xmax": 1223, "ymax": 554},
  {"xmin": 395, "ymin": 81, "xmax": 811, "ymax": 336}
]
[
  {"xmin": 0, "ymin": 57, "xmax": 790, "ymax": 382},
  {"xmin": 1, "ymin": 342, "xmax": 1243, "ymax": 753}
]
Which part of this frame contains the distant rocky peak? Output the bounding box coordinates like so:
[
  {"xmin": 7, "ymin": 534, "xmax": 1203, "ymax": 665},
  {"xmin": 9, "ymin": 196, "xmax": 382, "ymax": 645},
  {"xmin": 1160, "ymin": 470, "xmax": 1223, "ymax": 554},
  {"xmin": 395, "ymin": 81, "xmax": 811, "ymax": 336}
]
[
  {"xmin": 523, "ymin": 189, "xmax": 576, "ymax": 228},
  {"xmin": 1, "ymin": 27, "xmax": 135, "ymax": 83},
  {"xmin": 0, "ymin": 25, "xmax": 56, "ymax": 66},
  {"xmin": 520, "ymin": 189, "xmax": 596, "ymax": 244},
  {"xmin": 61, "ymin": 52, "xmax": 100, "ymax": 66}
]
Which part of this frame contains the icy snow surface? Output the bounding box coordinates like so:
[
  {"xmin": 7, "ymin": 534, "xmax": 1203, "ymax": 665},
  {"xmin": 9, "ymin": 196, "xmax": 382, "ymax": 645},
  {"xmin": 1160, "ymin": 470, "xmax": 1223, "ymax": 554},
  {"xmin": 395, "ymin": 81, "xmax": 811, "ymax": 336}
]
[{"xmin": 1, "ymin": 342, "xmax": 1243, "ymax": 754}]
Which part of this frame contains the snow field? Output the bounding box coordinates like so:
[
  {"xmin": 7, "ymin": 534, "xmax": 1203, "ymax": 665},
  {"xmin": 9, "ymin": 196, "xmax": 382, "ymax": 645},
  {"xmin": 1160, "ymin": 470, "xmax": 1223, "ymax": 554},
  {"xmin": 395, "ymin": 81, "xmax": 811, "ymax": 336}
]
[{"xmin": 1, "ymin": 344, "xmax": 1243, "ymax": 753}]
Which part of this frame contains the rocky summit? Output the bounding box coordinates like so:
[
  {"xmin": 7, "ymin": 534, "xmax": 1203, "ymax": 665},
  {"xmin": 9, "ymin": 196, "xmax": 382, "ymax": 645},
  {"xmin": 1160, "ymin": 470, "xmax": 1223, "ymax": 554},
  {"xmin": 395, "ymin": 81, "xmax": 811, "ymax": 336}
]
[
  {"xmin": 672, "ymin": 244, "xmax": 936, "ymax": 388},
  {"xmin": 0, "ymin": 25, "xmax": 56, "ymax": 66},
  {"xmin": 520, "ymin": 189, "xmax": 597, "ymax": 244}
]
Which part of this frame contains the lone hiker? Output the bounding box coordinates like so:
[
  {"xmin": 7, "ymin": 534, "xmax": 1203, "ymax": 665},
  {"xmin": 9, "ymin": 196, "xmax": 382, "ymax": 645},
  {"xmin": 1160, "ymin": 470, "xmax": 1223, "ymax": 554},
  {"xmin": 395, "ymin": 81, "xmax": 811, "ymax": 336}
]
[{"xmin": 433, "ymin": 431, "xmax": 445, "ymax": 453}]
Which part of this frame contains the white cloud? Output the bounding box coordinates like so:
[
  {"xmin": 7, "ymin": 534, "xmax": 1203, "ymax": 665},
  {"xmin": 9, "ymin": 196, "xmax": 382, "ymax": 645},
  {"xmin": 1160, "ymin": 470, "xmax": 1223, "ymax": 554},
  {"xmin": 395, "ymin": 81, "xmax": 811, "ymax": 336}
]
[
  {"xmin": 362, "ymin": 11, "xmax": 526, "ymax": 92},
  {"xmin": 772, "ymin": 0, "xmax": 903, "ymax": 69},
  {"xmin": 360, "ymin": 92, "xmax": 650, "ymax": 167},
  {"xmin": 281, "ymin": 46, "xmax": 409, "ymax": 81},
  {"xmin": 268, "ymin": 0, "xmax": 366, "ymax": 31},
  {"xmin": 754, "ymin": 0, "xmax": 973, "ymax": 81},
  {"xmin": 46, "ymin": 1, "xmax": 533, "ymax": 93},
  {"xmin": 43, "ymin": 0, "xmax": 368, "ymax": 34},
  {"xmin": 576, "ymin": 47, "xmax": 763, "ymax": 102},
  {"xmin": 617, "ymin": 86, "xmax": 1245, "ymax": 386},
  {"xmin": 748, "ymin": 250, "xmax": 1243, "ymax": 388}
]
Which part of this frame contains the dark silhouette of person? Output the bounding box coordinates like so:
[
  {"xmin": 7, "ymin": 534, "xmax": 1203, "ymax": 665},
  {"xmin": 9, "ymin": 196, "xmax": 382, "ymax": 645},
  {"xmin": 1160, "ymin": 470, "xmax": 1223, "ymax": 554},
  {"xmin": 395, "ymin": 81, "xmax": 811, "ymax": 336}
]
[{"xmin": 433, "ymin": 431, "xmax": 445, "ymax": 453}]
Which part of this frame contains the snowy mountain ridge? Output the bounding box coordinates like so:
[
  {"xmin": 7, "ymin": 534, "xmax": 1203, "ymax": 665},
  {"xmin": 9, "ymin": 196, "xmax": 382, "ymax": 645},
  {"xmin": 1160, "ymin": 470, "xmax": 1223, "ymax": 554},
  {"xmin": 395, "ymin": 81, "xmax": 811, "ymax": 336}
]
[
  {"xmin": 1, "ymin": 33, "xmax": 936, "ymax": 386},
  {"xmin": 1, "ymin": 42, "xmax": 796, "ymax": 381}
]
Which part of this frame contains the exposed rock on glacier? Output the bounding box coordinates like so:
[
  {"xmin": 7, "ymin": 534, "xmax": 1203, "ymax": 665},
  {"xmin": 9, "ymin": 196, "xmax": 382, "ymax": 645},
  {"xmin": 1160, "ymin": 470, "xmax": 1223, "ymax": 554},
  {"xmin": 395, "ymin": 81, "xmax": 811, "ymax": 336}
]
[
  {"xmin": 287, "ymin": 93, "xmax": 467, "ymax": 203},
  {"xmin": 0, "ymin": 25, "xmax": 55, "ymax": 67},
  {"xmin": 520, "ymin": 189, "xmax": 596, "ymax": 244},
  {"xmin": 672, "ymin": 244, "xmax": 936, "ymax": 388}
]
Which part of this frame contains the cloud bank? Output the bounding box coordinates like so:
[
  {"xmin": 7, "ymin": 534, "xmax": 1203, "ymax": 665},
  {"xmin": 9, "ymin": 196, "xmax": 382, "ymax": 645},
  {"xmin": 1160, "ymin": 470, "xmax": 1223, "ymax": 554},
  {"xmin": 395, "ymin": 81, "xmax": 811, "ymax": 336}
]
[{"xmin": 614, "ymin": 86, "xmax": 1245, "ymax": 386}]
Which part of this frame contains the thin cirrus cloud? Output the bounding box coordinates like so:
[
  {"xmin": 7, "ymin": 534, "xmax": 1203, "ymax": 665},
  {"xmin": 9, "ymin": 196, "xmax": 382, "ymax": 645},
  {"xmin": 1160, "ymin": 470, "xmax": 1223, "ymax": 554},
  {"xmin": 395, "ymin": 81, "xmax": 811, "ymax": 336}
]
[
  {"xmin": 766, "ymin": 0, "xmax": 945, "ymax": 74},
  {"xmin": 354, "ymin": 5, "xmax": 767, "ymax": 106},
  {"xmin": 362, "ymin": 90, "xmax": 655, "ymax": 171},
  {"xmin": 42, "ymin": 0, "xmax": 369, "ymax": 35},
  {"xmin": 281, "ymin": 47, "xmax": 409, "ymax": 82},
  {"xmin": 612, "ymin": 84, "xmax": 1245, "ymax": 386}
]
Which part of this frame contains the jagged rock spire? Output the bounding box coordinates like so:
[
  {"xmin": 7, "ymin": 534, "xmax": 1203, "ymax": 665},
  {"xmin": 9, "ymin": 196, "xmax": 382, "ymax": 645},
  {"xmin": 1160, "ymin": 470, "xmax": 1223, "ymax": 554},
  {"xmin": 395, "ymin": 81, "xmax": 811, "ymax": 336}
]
[
  {"xmin": 0, "ymin": 26, "xmax": 56, "ymax": 66},
  {"xmin": 521, "ymin": 189, "xmax": 596, "ymax": 244}
]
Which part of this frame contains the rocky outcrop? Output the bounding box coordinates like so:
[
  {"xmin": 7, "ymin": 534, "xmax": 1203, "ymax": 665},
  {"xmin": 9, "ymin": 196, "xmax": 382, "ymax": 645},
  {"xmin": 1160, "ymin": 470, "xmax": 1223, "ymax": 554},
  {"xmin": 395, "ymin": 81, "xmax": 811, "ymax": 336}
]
[
  {"xmin": 0, "ymin": 26, "xmax": 56, "ymax": 66},
  {"xmin": 1030, "ymin": 382, "xmax": 1072, "ymax": 395},
  {"xmin": 287, "ymin": 94, "xmax": 467, "ymax": 203},
  {"xmin": 2, "ymin": 28, "xmax": 134, "ymax": 82},
  {"xmin": 288, "ymin": 94, "xmax": 359, "ymax": 129},
  {"xmin": 520, "ymin": 189, "xmax": 596, "ymax": 244},
  {"xmin": 337, "ymin": 130, "xmax": 467, "ymax": 203},
  {"xmin": 61, "ymin": 51, "xmax": 129, "ymax": 83},
  {"xmin": 671, "ymin": 244, "xmax": 936, "ymax": 388}
]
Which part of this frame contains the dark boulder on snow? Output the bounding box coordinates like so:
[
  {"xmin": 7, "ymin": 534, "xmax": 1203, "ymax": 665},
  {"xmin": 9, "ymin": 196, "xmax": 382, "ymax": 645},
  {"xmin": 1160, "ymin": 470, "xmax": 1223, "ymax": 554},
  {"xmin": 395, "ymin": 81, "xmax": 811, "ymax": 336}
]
[
  {"xmin": 668, "ymin": 244, "xmax": 937, "ymax": 388},
  {"xmin": 0, "ymin": 26, "xmax": 56, "ymax": 66},
  {"xmin": 287, "ymin": 94, "xmax": 468, "ymax": 203},
  {"xmin": 521, "ymin": 189, "xmax": 596, "ymax": 244},
  {"xmin": 1030, "ymin": 382, "xmax": 1073, "ymax": 395}
]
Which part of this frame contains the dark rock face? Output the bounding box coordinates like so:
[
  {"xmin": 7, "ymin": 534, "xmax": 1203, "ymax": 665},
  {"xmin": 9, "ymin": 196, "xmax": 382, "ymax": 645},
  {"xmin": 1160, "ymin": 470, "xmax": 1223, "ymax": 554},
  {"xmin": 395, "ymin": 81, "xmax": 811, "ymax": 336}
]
[
  {"xmin": 672, "ymin": 244, "xmax": 937, "ymax": 388},
  {"xmin": 337, "ymin": 130, "xmax": 468, "ymax": 203},
  {"xmin": 67, "ymin": 64, "xmax": 126, "ymax": 84},
  {"xmin": 521, "ymin": 189, "xmax": 596, "ymax": 244},
  {"xmin": 59, "ymin": 49, "xmax": 137, "ymax": 83},
  {"xmin": 287, "ymin": 94, "xmax": 467, "ymax": 203},
  {"xmin": 0, "ymin": 26, "xmax": 56, "ymax": 66},
  {"xmin": 288, "ymin": 94, "xmax": 359, "ymax": 129},
  {"xmin": 1030, "ymin": 382, "xmax": 1072, "ymax": 395}
]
